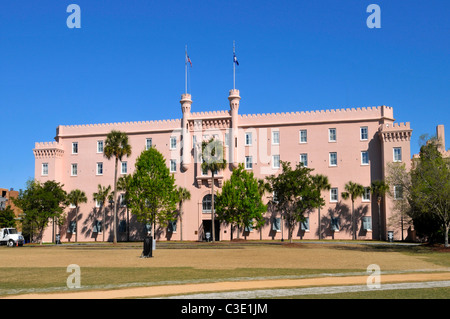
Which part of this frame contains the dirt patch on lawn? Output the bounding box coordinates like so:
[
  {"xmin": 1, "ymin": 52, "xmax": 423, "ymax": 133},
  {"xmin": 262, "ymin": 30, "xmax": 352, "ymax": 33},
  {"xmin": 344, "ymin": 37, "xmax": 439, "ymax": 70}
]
[{"xmin": 5, "ymin": 272, "xmax": 450, "ymax": 299}]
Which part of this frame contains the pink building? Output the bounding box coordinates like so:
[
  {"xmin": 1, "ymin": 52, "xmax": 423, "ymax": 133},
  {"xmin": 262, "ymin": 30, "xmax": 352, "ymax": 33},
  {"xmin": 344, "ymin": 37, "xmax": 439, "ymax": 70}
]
[{"xmin": 34, "ymin": 89, "xmax": 412, "ymax": 243}]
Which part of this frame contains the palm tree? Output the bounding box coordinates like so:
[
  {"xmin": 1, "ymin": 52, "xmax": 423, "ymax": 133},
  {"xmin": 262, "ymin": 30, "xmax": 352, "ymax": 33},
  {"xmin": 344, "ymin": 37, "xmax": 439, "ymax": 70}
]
[
  {"xmin": 370, "ymin": 180, "xmax": 390, "ymax": 241},
  {"xmin": 176, "ymin": 186, "xmax": 191, "ymax": 241},
  {"xmin": 66, "ymin": 189, "xmax": 87, "ymax": 242},
  {"xmin": 92, "ymin": 184, "xmax": 111, "ymax": 242},
  {"xmin": 117, "ymin": 175, "xmax": 132, "ymax": 242},
  {"xmin": 104, "ymin": 130, "xmax": 132, "ymax": 244},
  {"xmin": 312, "ymin": 174, "xmax": 331, "ymax": 240},
  {"xmin": 341, "ymin": 181, "xmax": 365, "ymax": 240},
  {"xmin": 201, "ymin": 137, "xmax": 227, "ymax": 242}
]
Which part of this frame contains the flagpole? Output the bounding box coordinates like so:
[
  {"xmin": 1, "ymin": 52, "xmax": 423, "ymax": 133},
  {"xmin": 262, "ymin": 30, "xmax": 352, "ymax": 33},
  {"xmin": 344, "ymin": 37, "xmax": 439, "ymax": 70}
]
[
  {"xmin": 233, "ymin": 41, "xmax": 236, "ymax": 90},
  {"xmin": 185, "ymin": 45, "xmax": 188, "ymax": 94}
]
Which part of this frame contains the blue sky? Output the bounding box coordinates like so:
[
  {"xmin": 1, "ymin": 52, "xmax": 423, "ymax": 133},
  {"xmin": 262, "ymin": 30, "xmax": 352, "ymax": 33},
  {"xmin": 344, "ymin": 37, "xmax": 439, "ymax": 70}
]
[{"xmin": 0, "ymin": 0, "xmax": 449, "ymax": 191}]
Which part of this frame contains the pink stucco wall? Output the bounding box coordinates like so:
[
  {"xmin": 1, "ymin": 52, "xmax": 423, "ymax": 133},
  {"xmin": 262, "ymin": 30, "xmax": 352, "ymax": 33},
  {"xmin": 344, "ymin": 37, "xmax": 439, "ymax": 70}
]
[{"xmin": 34, "ymin": 89, "xmax": 412, "ymax": 243}]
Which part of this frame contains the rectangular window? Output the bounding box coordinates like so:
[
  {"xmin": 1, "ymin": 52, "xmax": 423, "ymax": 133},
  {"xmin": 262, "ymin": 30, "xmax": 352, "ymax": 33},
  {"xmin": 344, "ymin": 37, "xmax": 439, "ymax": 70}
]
[
  {"xmin": 72, "ymin": 142, "xmax": 78, "ymax": 154},
  {"xmin": 245, "ymin": 132, "xmax": 252, "ymax": 146},
  {"xmin": 96, "ymin": 162, "xmax": 103, "ymax": 175},
  {"xmin": 119, "ymin": 220, "xmax": 127, "ymax": 233},
  {"xmin": 272, "ymin": 131, "xmax": 280, "ymax": 145},
  {"xmin": 97, "ymin": 141, "xmax": 103, "ymax": 153},
  {"xmin": 168, "ymin": 220, "xmax": 177, "ymax": 233},
  {"xmin": 300, "ymin": 153, "xmax": 308, "ymax": 167},
  {"xmin": 95, "ymin": 200, "xmax": 102, "ymax": 208},
  {"xmin": 329, "ymin": 128, "xmax": 337, "ymax": 142},
  {"xmin": 146, "ymin": 138, "xmax": 152, "ymax": 150},
  {"xmin": 361, "ymin": 151, "xmax": 369, "ymax": 165},
  {"xmin": 331, "ymin": 217, "xmax": 340, "ymax": 232},
  {"xmin": 170, "ymin": 137, "xmax": 177, "ymax": 150},
  {"xmin": 362, "ymin": 216, "xmax": 372, "ymax": 231},
  {"xmin": 71, "ymin": 163, "xmax": 78, "ymax": 176},
  {"xmin": 272, "ymin": 218, "xmax": 281, "ymax": 232},
  {"xmin": 245, "ymin": 156, "xmax": 253, "ymax": 170},
  {"xmin": 301, "ymin": 217, "xmax": 310, "ymax": 231},
  {"xmin": 119, "ymin": 194, "xmax": 126, "ymax": 207},
  {"xmin": 360, "ymin": 127, "xmax": 368, "ymax": 140},
  {"xmin": 170, "ymin": 159, "xmax": 177, "ymax": 173},
  {"xmin": 330, "ymin": 188, "xmax": 338, "ymax": 202},
  {"xmin": 121, "ymin": 162, "xmax": 127, "ymax": 174},
  {"xmin": 224, "ymin": 133, "xmax": 230, "ymax": 147},
  {"xmin": 329, "ymin": 152, "xmax": 337, "ymax": 166},
  {"xmin": 42, "ymin": 163, "xmax": 48, "ymax": 176},
  {"xmin": 393, "ymin": 147, "xmax": 402, "ymax": 162},
  {"xmin": 299, "ymin": 130, "xmax": 307, "ymax": 143},
  {"xmin": 363, "ymin": 187, "xmax": 371, "ymax": 201},
  {"xmin": 394, "ymin": 185, "xmax": 403, "ymax": 200},
  {"xmin": 273, "ymin": 155, "xmax": 280, "ymax": 169},
  {"xmin": 93, "ymin": 220, "xmax": 102, "ymax": 233}
]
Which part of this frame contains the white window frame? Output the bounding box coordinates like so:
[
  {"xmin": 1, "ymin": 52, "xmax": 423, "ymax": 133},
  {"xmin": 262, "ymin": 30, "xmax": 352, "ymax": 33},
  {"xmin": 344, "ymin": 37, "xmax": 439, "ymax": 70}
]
[
  {"xmin": 245, "ymin": 156, "xmax": 253, "ymax": 170},
  {"xmin": 272, "ymin": 155, "xmax": 280, "ymax": 169},
  {"xmin": 300, "ymin": 153, "xmax": 308, "ymax": 167},
  {"xmin": 170, "ymin": 159, "xmax": 177, "ymax": 173},
  {"xmin": 329, "ymin": 152, "xmax": 337, "ymax": 166},
  {"xmin": 394, "ymin": 185, "xmax": 403, "ymax": 200},
  {"xmin": 299, "ymin": 130, "xmax": 307, "ymax": 143},
  {"xmin": 95, "ymin": 200, "xmax": 102, "ymax": 208},
  {"xmin": 393, "ymin": 147, "xmax": 402, "ymax": 162},
  {"xmin": 71, "ymin": 163, "xmax": 78, "ymax": 176},
  {"xmin": 42, "ymin": 163, "xmax": 49, "ymax": 176},
  {"xmin": 363, "ymin": 187, "xmax": 371, "ymax": 202},
  {"xmin": 330, "ymin": 187, "xmax": 338, "ymax": 202},
  {"xmin": 96, "ymin": 162, "xmax": 103, "ymax": 175},
  {"xmin": 97, "ymin": 140, "xmax": 104, "ymax": 153},
  {"xmin": 170, "ymin": 136, "xmax": 177, "ymax": 150},
  {"xmin": 360, "ymin": 127, "xmax": 368, "ymax": 141},
  {"xmin": 146, "ymin": 138, "xmax": 152, "ymax": 150},
  {"xmin": 245, "ymin": 132, "xmax": 252, "ymax": 146},
  {"xmin": 121, "ymin": 161, "xmax": 127, "ymax": 174},
  {"xmin": 272, "ymin": 131, "xmax": 280, "ymax": 145},
  {"xmin": 328, "ymin": 128, "xmax": 337, "ymax": 142},
  {"xmin": 361, "ymin": 151, "xmax": 369, "ymax": 165},
  {"xmin": 72, "ymin": 142, "xmax": 78, "ymax": 154}
]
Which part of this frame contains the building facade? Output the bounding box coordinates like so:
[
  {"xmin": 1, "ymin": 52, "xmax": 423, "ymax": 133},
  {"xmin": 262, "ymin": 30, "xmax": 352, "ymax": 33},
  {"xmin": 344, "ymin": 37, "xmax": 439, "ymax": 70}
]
[{"xmin": 34, "ymin": 89, "xmax": 413, "ymax": 243}]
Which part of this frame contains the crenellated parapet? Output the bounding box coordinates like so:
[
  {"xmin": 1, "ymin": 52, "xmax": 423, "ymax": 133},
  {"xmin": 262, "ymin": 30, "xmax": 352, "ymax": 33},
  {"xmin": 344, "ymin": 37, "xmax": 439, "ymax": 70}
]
[
  {"xmin": 238, "ymin": 105, "xmax": 394, "ymax": 127},
  {"xmin": 33, "ymin": 142, "xmax": 64, "ymax": 159},
  {"xmin": 57, "ymin": 118, "xmax": 182, "ymax": 138},
  {"xmin": 378, "ymin": 122, "xmax": 412, "ymax": 143}
]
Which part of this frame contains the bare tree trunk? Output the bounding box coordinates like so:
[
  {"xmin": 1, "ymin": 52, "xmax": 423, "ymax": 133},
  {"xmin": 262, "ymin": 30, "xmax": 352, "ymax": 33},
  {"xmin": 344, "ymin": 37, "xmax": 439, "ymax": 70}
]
[
  {"xmin": 211, "ymin": 171, "xmax": 215, "ymax": 242},
  {"xmin": 113, "ymin": 157, "xmax": 118, "ymax": 245}
]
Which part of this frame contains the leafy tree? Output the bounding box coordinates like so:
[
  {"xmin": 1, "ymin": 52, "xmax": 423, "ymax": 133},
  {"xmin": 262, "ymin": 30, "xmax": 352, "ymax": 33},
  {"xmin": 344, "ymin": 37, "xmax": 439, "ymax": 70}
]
[
  {"xmin": 0, "ymin": 205, "xmax": 16, "ymax": 228},
  {"xmin": 13, "ymin": 180, "xmax": 67, "ymax": 244},
  {"xmin": 66, "ymin": 189, "xmax": 87, "ymax": 242},
  {"xmin": 127, "ymin": 147, "xmax": 177, "ymax": 238},
  {"xmin": 266, "ymin": 161, "xmax": 322, "ymax": 243},
  {"xmin": 312, "ymin": 174, "xmax": 330, "ymax": 240},
  {"xmin": 201, "ymin": 137, "xmax": 227, "ymax": 242},
  {"xmin": 341, "ymin": 181, "xmax": 365, "ymax": 240},
  {"xmin": 104, "ymin": 130, "xmax": 132, "ymax": 244},
  {"xmin": 409, "ymin": 140, "xmax": 450, "ymax": 247},
  {"xmin": 176, "ymin": 186, "xmax": 191, "ymax": 241},
  {"xmin": 257, "ymin": 178, "xmax": 272, "ymax": 240},
  {"xmin": 215, "ymin": 164, "xmax": 266, "ymax": 240},
  {"xmin": 370, "ymin": 180, "xmax": 390, "ymax": 240},
  {"xmin": 92, "ymin": 184, "xmax": 111, "ymax": 242}
]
